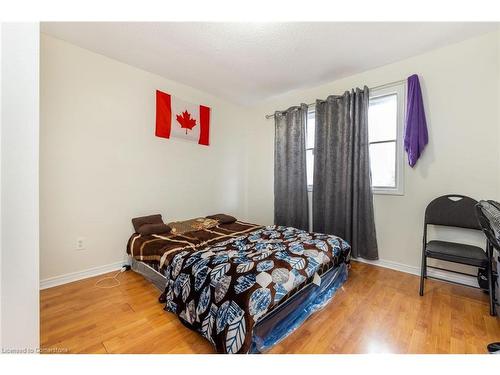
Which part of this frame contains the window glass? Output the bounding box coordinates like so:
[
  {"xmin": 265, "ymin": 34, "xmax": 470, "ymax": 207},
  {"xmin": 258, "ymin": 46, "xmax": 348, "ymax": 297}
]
[
  {"xmin": 368, "ymin": 94, "xmax": 397, "ymax": 143},
  {"xmin": 369, "ymin": 141, "xmax": 396, "ymax": 188},
  {"xmin": 306, "ymin": 149, "xmax": 314, "ymax": 187}
]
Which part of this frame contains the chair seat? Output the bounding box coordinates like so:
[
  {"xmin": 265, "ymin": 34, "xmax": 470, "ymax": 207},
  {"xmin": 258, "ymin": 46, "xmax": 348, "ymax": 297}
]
[{"xmin": 425, "ymin": 240, "xmax": 488, "ymax": 267}]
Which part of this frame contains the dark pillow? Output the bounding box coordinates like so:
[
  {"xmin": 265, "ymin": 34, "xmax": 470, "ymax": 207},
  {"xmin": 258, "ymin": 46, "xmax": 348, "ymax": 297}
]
[
  {"xmin": 132, "ymin": 214, "xmax": 163, "ymax": 232},
  {"xmin": 138, "ymin": 223, "xmax": 172, "ymax": 236},
  {"xmin": 206, "ymin": 214, "xmax": 237, "ymax": 224}
]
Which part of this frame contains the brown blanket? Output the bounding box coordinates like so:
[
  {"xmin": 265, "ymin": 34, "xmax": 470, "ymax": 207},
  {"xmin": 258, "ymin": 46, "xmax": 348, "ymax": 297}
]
[{"xmin": 127, "ymin": 221, "xmax": 263, "ymax": 273}]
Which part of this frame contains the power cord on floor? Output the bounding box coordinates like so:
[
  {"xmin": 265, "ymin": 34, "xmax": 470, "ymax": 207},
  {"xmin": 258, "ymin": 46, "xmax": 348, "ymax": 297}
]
[{"xmin": 95, "ymin": 266, "xmax": 127, "ymax": 289}]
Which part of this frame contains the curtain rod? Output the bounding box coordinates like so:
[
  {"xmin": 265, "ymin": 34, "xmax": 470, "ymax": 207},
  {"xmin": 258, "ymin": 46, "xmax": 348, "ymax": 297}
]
[{"xmin": 264, "ymin": 79, "xmax": 406, "ymax": 120}]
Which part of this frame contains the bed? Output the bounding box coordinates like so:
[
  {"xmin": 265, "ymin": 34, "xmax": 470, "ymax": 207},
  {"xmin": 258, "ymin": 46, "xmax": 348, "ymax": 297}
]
[{"xmin": 126, "ymin": 217, "xmax": 350, "ymax": 354}]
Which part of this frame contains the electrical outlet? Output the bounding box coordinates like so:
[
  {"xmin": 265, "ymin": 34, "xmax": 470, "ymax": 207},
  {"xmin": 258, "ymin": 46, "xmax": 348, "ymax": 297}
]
[{"xmin": 76, "ymin": 237, "xmax": 86, "ymax": 250}]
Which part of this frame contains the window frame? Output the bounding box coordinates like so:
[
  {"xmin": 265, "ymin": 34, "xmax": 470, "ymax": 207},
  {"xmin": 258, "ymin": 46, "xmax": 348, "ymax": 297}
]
[
  {"xmin": 369, "ymin": 81, "xmax": 406, "ymax": 196},
  {"xmin": 306, "ymin": 107, "xmax": 315, "ymax": 192}
]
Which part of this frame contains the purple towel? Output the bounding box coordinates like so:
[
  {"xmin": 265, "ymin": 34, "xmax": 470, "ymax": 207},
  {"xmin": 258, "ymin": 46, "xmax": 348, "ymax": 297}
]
[{"xmin": 404, "ymin": 74, "xmax": 428, "ymax": 167}]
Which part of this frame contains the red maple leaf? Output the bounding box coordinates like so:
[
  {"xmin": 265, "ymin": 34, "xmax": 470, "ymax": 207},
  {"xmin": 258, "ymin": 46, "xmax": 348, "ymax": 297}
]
[{"xmin": 176, "ymin": 110, "xmax": 197, "ymax": 134}]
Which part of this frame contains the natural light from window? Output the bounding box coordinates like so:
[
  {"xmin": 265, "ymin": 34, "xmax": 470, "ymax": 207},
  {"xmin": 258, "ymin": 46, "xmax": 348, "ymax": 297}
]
[
  {"xmin": 306, "ymin": 110, "xmax": 315, "ymax": 188},
  {"xmin": 368, "ymin": 94, "xmax": 397, "ymax": 188},
  {"xmin": 305, "ymin": 82, "xmax": 404, "ymax": 195}
]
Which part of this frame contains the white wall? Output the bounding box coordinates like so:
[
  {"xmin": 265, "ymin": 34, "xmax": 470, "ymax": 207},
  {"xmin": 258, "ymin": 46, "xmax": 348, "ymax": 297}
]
[
  {"xmin": 245, "ymin": 31, "xmax": 500, "ymax": 273},
  {"xmin": 0, "ymin": 21, "xmax": 3, "ymax": 351},
  {"xmin": 497, "ymin": 32, "xmax": 500, "ymax": 225},
  {"xmin": 1, "ymin": 23, "xmax": 40, "ymax": 351},
  {"xmin": 40, "ymin": 35, "xmax": 250, "ymax": 281},
  {"xmin": 40, "ymin": 30, "xmax": 500, "ymax": 285}
]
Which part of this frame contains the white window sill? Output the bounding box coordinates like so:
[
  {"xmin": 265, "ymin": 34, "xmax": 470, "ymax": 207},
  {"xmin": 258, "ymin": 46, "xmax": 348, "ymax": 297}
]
[
  {"xmin": 372, "ymin": 187, "xmax": 404, "ymax": 196},
  {"xmin": 308, "ymin": 186, "xmax": 404, "ymax": 196}
]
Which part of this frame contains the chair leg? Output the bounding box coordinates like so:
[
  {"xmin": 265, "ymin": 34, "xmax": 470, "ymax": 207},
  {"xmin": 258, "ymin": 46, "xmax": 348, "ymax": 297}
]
[
  {"xmin": 419, "ymin": 253, "xmax": 426, "ymax": 296},
  {"xmin": 487, "ymin": 246, "xmax": 496, "ymax": 316}
]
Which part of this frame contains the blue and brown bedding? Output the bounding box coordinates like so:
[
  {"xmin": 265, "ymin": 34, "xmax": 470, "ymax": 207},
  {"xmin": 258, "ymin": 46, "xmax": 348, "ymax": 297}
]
[{"xmin": 127, "ymin": 217, "xmax": 350, "ymax": 353}]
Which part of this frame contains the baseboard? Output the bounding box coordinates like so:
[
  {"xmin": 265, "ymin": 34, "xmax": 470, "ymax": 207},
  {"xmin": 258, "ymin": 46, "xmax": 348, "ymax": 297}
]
[
  {"xmin": 352, "ymin": 257, "xmax": 478, "ymax": 287},
  {"xmin": 40, "ymin": 261, "xmax": 125, "ymax": 290},
  {"xmin": 40, "ymin": 256, "xmax": 477, "ymax": 290}
]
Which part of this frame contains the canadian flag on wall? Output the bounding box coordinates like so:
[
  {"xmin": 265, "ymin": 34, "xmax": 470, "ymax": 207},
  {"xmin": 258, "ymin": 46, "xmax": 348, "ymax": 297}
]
[{"xmin": 155, "ymin": 90, "xmax": 211, "ymax": 146}]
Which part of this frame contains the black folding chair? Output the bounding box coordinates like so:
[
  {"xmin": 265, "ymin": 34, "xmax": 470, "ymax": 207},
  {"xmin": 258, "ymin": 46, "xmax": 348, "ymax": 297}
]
[{"xmin": 419, "ymin": 195, "xmax": 490, "ymax": 306}]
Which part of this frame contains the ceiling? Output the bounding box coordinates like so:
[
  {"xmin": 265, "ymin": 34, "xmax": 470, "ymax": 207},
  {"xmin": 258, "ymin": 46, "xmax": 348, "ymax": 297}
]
[{"xmin": 41, "ymin": 22, "xmax": 498, "ymax": 105}]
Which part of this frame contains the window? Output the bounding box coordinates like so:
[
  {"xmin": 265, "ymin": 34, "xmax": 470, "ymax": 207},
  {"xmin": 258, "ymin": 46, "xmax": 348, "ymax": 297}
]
[
  {"xmin": 368, "ymin": 82, "xmax": 405, "ymax": 195},
  {"xmin": 306, "ymin": 109, "xmax": 315, "ymax": 189},
  {"xmin": 305, "ymin": 81, "xmax": 405, "ymax": 195}
]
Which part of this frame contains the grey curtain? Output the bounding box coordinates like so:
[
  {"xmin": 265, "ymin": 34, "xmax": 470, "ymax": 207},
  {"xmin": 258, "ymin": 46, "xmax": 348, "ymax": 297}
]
[
  {"xmin": 274, "ymin": 104, "xmax": 309, "ymax": 231},
  {"xmin": 312, "ymin": 87, "xmax": 378, "ymax": 260}
]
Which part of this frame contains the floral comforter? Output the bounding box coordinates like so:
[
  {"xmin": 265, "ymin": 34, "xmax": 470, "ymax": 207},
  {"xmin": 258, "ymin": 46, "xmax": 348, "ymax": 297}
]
[{"xmin": 162, "ymin": 225, "xmax": 351, "ymax": 353}]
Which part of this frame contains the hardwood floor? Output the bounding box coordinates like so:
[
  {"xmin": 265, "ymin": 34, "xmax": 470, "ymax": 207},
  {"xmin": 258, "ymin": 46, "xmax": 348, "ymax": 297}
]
[{"xmin": 40, "ymin": 262, "xmax": 500, "ymax": 354}]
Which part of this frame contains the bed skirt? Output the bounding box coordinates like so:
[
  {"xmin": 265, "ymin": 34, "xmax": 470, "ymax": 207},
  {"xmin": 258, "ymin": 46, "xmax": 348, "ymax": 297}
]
[{"xmin": 130, "ymin": 257, "xmax": 166, "ymax": 291}]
